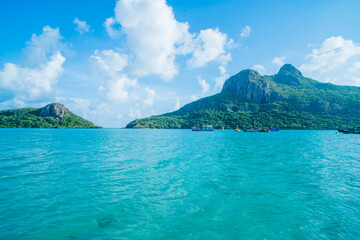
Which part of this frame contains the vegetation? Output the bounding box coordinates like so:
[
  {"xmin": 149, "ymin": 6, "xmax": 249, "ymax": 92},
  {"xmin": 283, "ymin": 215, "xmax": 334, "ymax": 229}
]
[
  {"xmin": 0, "ymin": 105, "xmax": 100, "ymax": 128},
  {"xmin": 126, "ymin": 64, "xmax": 360, "ymax": 129}
]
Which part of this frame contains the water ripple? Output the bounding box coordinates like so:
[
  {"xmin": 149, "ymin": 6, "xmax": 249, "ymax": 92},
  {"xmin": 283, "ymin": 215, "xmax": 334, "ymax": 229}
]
[{"xmin": 0, "ymin": 129, "xmax": 360, "ymax": 239}]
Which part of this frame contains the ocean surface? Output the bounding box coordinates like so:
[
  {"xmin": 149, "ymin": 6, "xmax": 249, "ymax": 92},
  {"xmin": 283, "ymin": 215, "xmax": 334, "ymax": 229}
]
[{"xmin": 1, "ymin": 129, "xmax": 360, "ymax": 240}]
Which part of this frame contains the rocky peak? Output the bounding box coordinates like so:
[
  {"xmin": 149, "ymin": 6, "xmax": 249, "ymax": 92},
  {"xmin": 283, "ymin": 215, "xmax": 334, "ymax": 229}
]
[
  {"xmin": 237, "ymin": 69, "xmax": 262, "ymax": 81},
  {"xmin": 278, "ymin": 64, "xmax": 303, "ymax": 77},
  {"xmin": 275, "ymin": 64, "xmax": 304, "ymax": 86},
  {"xmin": 222, "ymin": 69, "xmax": 283, "ymax": 104},
  {"xmin": 39, "ymin": 103, "xmax": 69, "ymax": 120},
  {"xmin": 222, "ymin": 69, "xmax": 262, "ymax": 91}
]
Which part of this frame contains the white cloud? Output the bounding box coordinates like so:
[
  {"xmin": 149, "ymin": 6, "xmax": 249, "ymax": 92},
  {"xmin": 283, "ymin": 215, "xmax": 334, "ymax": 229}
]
[
  {"xmin": 91, "ymin": 49, "xmax": 162, "ymax": 105},
  {"xmin": 129, "ymin": 108, "xmax": 141, "ymax": 118},
  {"xmin": 300, "ymin": 36, "xmax": 360, "ymax": 86},
  {"xmin": 104, "ymin": 17, "xmax": 121, "ymax": 38},
  {"xmin": 173, "ymin": 97, "xmax": 181, "ymax": 111},
  {"xmin": 188, "ymin": 28, "xmax": 232, "ymax": 68},
  {"xmin": 252, "ymin": 64, "xmax": 266, "ymax": 74},
  {"xmin": 190, "ymin": 95, "xmax": 199, "ymax": 101},
  {"xmin": 0, "ymin": 99, "xmax": 28, "ymax": 109},
  {"xmin": 91, "ymin": 49, "xmax": 128, "ymax": 76},
  {"xmin": 301, "ymin": 36, "xmax": 360, "ymax": 72},
  {"xmin": 24, "ymin": 26, "xmax": 64, "ymax": 66},
  {"xmin": 215, "ymin": 65, "xmax": 229, "ymax": 90},
  {"xmin": 197, "ymin": 76, "xmax": 209, "ymax": 94},
  {"xmin": 106, "ymin": 75, "xmax": 138, "ymax": 103},
  {"xmin": 91, "ymin": 49, "xmax": 139, "ymax": 103},
  {"xmin": 226, "ymin": 38, "xmax": 239, "ymax": 50},
  {"xmin": 73, "ymin": 18, "xmax": 90, "ymax": 34},
  {"xmin": 349, "ymin": 61, "xmax": 360, "ymax": 72},
  {"xmin": 240, "ymin": 26, "xmax": 251, "ymax": 38},
  {"xmin": 105, "ymin": 0, "xmax": 233, "ymax": 81},
  {"xmin": 143, "ymin": 87, "xmax": 156, "ymax": 106},
  {"xmin": 273, "ymin": 56, "xmax": 285, "ymax": 66},
  {"xmin": 108, "ymin": 0, "xmax": 194, "ymax": 80},
  {"xmin": 0, "ymin": 26, "xmax": 65, "ymax": 102},
  {"xmin": 0, "ymin": 53, "xmax": 65, "ymax": 102}
]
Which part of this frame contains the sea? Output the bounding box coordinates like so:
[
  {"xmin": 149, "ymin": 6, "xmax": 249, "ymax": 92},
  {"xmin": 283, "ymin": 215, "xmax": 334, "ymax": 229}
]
[{"xmin": 1, "ymin": 129, "xmax": 360, "ymax": 240}]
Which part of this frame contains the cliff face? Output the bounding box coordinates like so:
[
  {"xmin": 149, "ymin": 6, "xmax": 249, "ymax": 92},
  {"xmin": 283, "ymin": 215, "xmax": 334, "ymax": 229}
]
[
  {"xmin": 39, "ymin": 103, "xmax": 69, "ymax": 120},
  {"xmin": 221, "ymin": 69, "xmax": 284, "ymax": 104}
]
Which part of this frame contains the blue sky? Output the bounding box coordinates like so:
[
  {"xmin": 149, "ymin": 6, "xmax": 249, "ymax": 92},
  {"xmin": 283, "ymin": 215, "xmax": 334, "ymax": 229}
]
[{"xmin": 1, "ymin": 0, "xmax": 360, "ymax": 127}]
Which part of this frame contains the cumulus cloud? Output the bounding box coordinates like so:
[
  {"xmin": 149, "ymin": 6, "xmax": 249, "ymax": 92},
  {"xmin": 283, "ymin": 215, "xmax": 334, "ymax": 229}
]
[
  {"xmin": 214, "ymin": 65, "xmax": 229, "ymax": 90},
  {"xmin": 252, "ymin": 64, "xmax": 266, "ymax": 74},
  {"xmin": 300, "ymin": 36, "xmax": 360, "ymax": 86},
  {"xmin": 105, "ymin": 0, "xmax": 233, "ymax": 81},
  {"xmin": 91, "ymin": 49, "xmax": 138, "ymax": 103},
  {"xmin": 104, "ymin": 17, "xmax": 121, "ymax": 38},
  {"xmin": 91, "ymin": 49, "xmax": 128, "ymax": 76},
  {"xmin": 190, "ymin": 95, "xmax": 199, "ymax": 101},
  {"xmin": 300, "ymin": 36, "xmax": 360, "ymax": 72},
  {"xmin": 173, "ymin": 97, "xmax": 181, "ymax": 111},
  {"xmin": 240, "ymin": 26, "xmax": 251, "ymax": 38},
  {"xmin": 129, "ymin": 107, "xmax": 141, "ymax": 118},
  {"xmin": 197, "ymin": 76, "xmax": 209, "ymax": 94},
  {"xmin": 91, "ymin": 49, "xmax": 160, "ymax": 105},
  {"xmin": 273, "ymin": 56, "xmax": 285, "ymax": 66},
  {"xmin": 143, "ymin": 87, "xmax": 156, "ymax": 106},
  {"xmin": 188, "ymin": 28, "xmax": 232, "ymax": 68},
  {"xmin": 0, "ymin": 53, "xmax": 65, "ymax": 102},
  {"xmin": 107, "ymin": 0, "xmax": 194, "ymax": 80},
  {"xmin": 24, "ymin": 26, "xmax": 64, "ymax": 66},
  {"xmin": 0, "ymin": 26, "xmax": 65, "ymax": 103},
  {"xmin": 349, "ymin": 61, "xmax": 360, "ymax": 72},
  {"xmin": 106, "ymin": 75, "xmax": 138, "ymax": 103},
  {"xmin": 73, "ymin": 18, "xmax": 90, "ymax": 34}
]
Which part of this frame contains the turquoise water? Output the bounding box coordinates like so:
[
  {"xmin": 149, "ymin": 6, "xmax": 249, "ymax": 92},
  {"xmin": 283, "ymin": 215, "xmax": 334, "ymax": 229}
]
[{"xmin": 1, "ymin": 129, "xmax": 360, "ymax": 240}]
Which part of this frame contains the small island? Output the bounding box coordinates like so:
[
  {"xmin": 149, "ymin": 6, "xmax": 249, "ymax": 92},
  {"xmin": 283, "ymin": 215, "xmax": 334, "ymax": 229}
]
[{"xmin": 0, "ymin": 103, "xmax": 100, "ymax": 128}]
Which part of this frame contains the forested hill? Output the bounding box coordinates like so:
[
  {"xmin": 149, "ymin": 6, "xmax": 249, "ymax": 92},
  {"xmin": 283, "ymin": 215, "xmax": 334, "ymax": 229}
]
[
  {"xmin": 0, "ymin": 103, "xmax": 100, "ymax": 128},
  {"xmin": 126, "ymin": 64, "xmax": 360, "ymax": 129}
]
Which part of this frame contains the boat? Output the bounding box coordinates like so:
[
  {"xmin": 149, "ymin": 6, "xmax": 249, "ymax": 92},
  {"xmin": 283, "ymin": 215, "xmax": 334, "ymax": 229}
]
[
  {"xmin": 271, "ymin": 127, "xmax": 279, "ymax": 132},
  {"xmin": 234, "ymin": 127, "xmax": 240, "ymax": 132},
  {"xmin": 341, "ymin": 127, "xmax": 360, "ymax": 134},
  {"xmin": 259, "ymin": 128, "xmax": 271, "ymax": 132},
  {"xmin": 192, "ymin": 125, "xmax": 215, "ymax": 131},
  {"xmin": 243, "ymin": 127, "xmax": 258, "ymax": 132}
]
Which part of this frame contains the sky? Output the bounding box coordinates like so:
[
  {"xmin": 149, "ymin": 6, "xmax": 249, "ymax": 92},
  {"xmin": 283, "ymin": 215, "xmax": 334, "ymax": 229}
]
[{"xmin": 1, "ymin": 0, "xmax": 360, "ymax": 127}]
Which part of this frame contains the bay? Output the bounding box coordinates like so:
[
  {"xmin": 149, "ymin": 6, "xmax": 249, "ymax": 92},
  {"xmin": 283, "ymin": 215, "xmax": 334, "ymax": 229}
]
[{"xmin": 1, "ymin": 129, "xmax": 360, "ymax": 239}]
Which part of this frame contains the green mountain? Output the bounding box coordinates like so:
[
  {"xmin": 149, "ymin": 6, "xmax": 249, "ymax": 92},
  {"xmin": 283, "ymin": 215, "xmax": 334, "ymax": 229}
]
[
  {"xmin": 0, "ymin": 103, "xmax": 100, "ymax": 128},
  {"xmin": 126, "ymin": 64, "xmax": 360, "ymax": 129}
]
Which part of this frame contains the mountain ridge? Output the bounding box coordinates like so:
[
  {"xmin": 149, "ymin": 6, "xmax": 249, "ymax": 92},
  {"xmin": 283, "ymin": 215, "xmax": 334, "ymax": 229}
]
[{"xmin": 126, "ymin": 64, "xmax": 360, "ymax": 129}]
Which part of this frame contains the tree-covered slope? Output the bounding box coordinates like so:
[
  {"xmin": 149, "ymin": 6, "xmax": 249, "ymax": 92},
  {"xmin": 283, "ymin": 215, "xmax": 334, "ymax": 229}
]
[
  {"xmin": 126, "ymin": 64, "xmax": 360, "ymax": 129},
  {"xmin": 0, "ymin": 103, "xmax": 100, "ymax": 128}
]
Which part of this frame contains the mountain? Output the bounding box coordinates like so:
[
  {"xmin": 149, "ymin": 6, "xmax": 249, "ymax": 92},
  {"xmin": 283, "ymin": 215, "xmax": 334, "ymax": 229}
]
[
  {"xmin": 0, "ymin": 103, "xmax": 100, "ymax": 128},
  {"xmin": 126, "ymin": 64, "xmax": 360, "ymax": 129}
]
